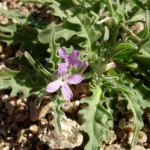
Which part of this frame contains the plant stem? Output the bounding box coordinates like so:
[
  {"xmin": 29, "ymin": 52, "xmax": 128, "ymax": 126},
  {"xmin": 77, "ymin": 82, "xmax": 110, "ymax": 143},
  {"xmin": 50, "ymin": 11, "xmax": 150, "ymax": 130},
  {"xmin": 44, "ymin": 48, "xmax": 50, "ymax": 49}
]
[
  {"xmin": 97, "ymin": 17, "xmax": 112, "ymax": 24},
  {"xmin": 106, "ymin": 0, "xmax": 117, "ymax": 25},
  {"xmin": 120, "ymin": 23, "xmax": 141, "ymax": 42}
]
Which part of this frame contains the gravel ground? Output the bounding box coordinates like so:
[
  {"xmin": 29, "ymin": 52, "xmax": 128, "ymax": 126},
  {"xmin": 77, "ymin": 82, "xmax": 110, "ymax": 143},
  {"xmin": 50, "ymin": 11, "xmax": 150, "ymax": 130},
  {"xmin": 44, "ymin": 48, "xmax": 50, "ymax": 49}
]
[{"xmin": 0, "ymin": 0, "xmax": 150, "ymax": 150}]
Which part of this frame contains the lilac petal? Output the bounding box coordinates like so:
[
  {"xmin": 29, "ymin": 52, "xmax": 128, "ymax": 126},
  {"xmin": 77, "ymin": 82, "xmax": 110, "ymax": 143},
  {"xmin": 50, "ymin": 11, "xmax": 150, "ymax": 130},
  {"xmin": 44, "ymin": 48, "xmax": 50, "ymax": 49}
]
[
  {"xmin": 58, "ymin": 63, "xmax": 67, "ymax": 76},
  {"xmin": 66, "ymin": 74, "xmax": 82, "ymax": 84},
  {"xmin": 58, "ymin": 47, "xmax": 68, "ymax": 62},
  {"xmin": 83, "ymin": 61, "xmax": 88, "ymax": 67},
  {"xmin": 70, "ymin": 50, "xmax": 80, "ymax": 60},
  {"xmin": 61, "ymin": 83, "xmax": 73, "ymax": 99},
  {"xmin": 72, "ymin": 59, "xmax": 82, "ymax": 67},
  {"xmin": 46, "ymin": 79, "xmax": 62, "ymax": 93}
]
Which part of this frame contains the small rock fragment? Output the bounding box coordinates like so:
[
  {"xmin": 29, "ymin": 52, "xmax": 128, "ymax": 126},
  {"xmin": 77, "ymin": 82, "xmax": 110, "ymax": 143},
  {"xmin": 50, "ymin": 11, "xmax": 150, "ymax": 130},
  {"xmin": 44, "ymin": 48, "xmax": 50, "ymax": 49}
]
[
  {"xmin": 131, "ymin": 145, "xmax": 145, "ymax": 150},
  {"xmin": 40, "ymin": 118, "xmax": 48, "ymax": 126},
  {"xmin": 128, "ymin": 132, "xmax": 134, "ymax": 144},
  {"xmin": 30, "ymin": 99, "xmax": 55, "ymax": 121},
  {"xmin": 38, "ymin": 116, "xmax": 83, "ymax": 149},
  {"xmin": 108, "ymin": 130, "xmax": 117, "ymax": 144},
  {"xmin": 105, "ymin": 144, "xmax": 126, "ymax": 150},
  {"xmin": 15, "ymin": 111, "xmax": 29, "ymax": 122},
  {"xmin": 1, "ymin": 94, "xmax": 9, "ymax": 103},
  {"xmin": 61, "ymin": 100, "xmax": 80, "ymax": 113},
  {"xmin": 138, "ymin": 131, "xmax": 147, "ymax": 144},
  {"xmin": 29, "ymin": 125, "xmax": 39, "ymax": 134},
  {"xmin": 5, "ymin": 100, "xmax": 15, "ymax": 110}
]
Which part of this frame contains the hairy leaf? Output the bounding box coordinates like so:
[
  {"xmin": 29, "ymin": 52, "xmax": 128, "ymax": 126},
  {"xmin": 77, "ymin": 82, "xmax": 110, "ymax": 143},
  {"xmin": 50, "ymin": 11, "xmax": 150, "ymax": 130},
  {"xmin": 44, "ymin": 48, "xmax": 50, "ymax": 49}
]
[
  {"xmin": 79, "ymin": 85, "xmax": 113, "ymax": 149},
  {"xmin": 52, "ymin": 96, "xmax": 65, "ymax": 135}
]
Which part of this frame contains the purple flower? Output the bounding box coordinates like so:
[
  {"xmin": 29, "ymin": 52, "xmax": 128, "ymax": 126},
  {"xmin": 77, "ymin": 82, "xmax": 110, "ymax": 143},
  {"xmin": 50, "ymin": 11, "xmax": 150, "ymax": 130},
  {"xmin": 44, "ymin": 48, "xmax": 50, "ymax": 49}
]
[
  {"xmin": 58, "ymin": 47, "xmax": 82, "ymax": 68},
  {"xmin": 46, "ymin": 63, "xmax": 82, "ymax": 100}
]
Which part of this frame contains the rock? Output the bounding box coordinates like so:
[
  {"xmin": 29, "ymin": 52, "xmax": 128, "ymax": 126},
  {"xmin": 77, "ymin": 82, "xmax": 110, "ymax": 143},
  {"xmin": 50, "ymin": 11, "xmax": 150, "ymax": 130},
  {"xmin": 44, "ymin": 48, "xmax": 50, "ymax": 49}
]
[
  {"xmin": 128, "ymin": 132, "xmax": 134, "ymax": 144},
  {"xmin": 108, "ymin": 130, "xmax": 117, "ymax": 144},
  {"xmin": 10, "ymin": 123, "xmax": 18, "ymax": 131},
  {"xmin": 38, "ymin": 116, "xmax": 83, "ymax": 149},
  {"xmin": 71, "ymin": 83, "xmax": 91, "ymax": 98},
  {"xmin": 30, "ymin": 99, "xmax": 55, "ymax": 121},
  {"xmin": 40, "ymin": 118, "xmax": 48, "ymax": 126},
  {"xmin": 137, "ymin": 131, "xmax": 147, "ymax": 144},
  {"xmin": 118, "ymin": 118, "xmax": 126, "ymax": 129},
  {"xmin": 16, "ymin": 134, "xmax": 26, "ymax": 144},
  {"xmin": 105, "ymin": 144, "xmax": 126, "ymax": 150},
  {"xmin": 131, "ymin": 145, "xmax": 145, "ymax": 150},
  {"xmin": 29, "ymin": 125, "xmax": 39, "ymax": 134},
  {"xmin": 7, "ymin": 108, "xmax": 14, "ymax": 115},
  {"xmin": 5, "ymin": 100, "xmax": 15, "ymax": 110},
  {"xmin": 128, "ymin": 131, "xmax": 147, "ymax": 145},
  {"xmin": 61, "ymin": 100, "xmax": 80, "ymax": 113},
  {"xmin": 15, "ymin": 111, "xmax": 29, "ymax": 122},
  {"xmin": 1, "ymin": 94, "xmax": 9, "ymax": 103}
]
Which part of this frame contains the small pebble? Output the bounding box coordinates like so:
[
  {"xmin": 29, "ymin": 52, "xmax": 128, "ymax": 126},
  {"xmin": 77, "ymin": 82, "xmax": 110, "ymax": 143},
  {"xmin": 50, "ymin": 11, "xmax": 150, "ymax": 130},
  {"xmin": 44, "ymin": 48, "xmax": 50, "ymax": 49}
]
[
  {"xmin": 5, "ymin": 100, "xmax": 16, "ymax": 110},
  {"xmin": 29, "ymin": 125, "xmax": 39, "ymax": 134},
  {"xmin": 108, "ymin": 130, "xmax": 117, "ymax": 144},
  {"xmin": 40, "ymin": 118, "xmax": 48, "ymax": 126},
  {"xmin": 1, "ymin": 94, "xmax": 9, "ymax": 103},
  {"xmin": 138, "ymin": 131, "xmax": 147, "ymax": 144}
]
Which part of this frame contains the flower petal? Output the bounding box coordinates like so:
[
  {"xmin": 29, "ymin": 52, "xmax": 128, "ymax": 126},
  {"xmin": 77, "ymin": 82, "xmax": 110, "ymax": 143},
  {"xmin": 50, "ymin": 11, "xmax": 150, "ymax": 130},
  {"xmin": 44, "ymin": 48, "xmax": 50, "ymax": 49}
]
[
  {"xmin": 58, "ymin": 47, "xmax": 68, "ymax": 62},
  {"xmin": 46, "ymin": 79, "xmax": 62, "ymax": 93},
  {"xmin": 58, "ymin": 63, "xmax": 67, "ymax": 76},
  {"xmin": 70, "ymin": 50, "xmax": 79, "ymax": 60},
  {"xmin": 61, "ymin": 83, "xmax": 73, "ymax": 99},
  {"xmin": 72, "ymin": 59, "xmax": 82, "ymax": 67},
  {"xmin": 66, "ymin": 74, "xmax": 82, "ymax": 84},
  {"xmin": 83, "ymin": 61, "xmax": 89, "ymax": 67}
]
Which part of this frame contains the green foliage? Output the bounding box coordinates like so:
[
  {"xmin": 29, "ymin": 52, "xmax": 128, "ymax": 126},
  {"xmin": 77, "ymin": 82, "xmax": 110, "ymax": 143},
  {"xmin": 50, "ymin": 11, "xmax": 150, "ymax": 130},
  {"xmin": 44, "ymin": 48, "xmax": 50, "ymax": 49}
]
[
  {"xmin": 52, "ymin": 96, "xmax": 65, "ymax": 135},
  {"xmin": 0, "ymin": 0, "xmax": 150, "ymax": 149},
  {"xmin": 0, "ymin": 67, "xmax": 46, "ymax": 97},
  {"xmin": 79, "ymin": 84, "xmax": 113, "ymax": 150}
]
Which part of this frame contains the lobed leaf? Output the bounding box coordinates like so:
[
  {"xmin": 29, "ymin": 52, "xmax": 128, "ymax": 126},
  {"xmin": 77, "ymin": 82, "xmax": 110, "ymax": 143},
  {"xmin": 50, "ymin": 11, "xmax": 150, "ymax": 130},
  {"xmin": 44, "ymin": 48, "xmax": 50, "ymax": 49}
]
[{"xmin": 79, "ymin": 85, "xmax": 113, "ymax": 150}]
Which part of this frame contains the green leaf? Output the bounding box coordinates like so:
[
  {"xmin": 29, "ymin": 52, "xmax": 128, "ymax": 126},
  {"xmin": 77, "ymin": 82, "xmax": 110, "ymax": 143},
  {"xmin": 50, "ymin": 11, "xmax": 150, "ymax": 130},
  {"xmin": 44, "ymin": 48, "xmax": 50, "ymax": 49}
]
[
  {"xmin": 79, "ymin": 85, "xmax": 113, "ymax": 150},
  {"xmin": 111, "ymin": 78, "xmax": 144, "ymax": 147},
  {"xmin": 67, "ymin": 14, "xmax": 100, "ymax": 54},
  {"xmin": 0, "ymin": 8, "xmax": 28, "ymax": 24},
  {"xmin": 123, "ymin": 92, "xmax": 143, "ymax": 147},
  {"xmin": 0, "ymin": 77, "xmax": 31, "ymax": 97},
  {"xmin": 133, "ymin": 0, "xmax": 146, "ymax": 10},
  {"xmin": 0, "ymin": 67, "xmax": 46, "ymax": 97},
  {"xmin": 22, "ymin": 0, "xmax": 67, "ymax": 19},
  {"xmin": 38, "ymin": 24, "xmax": 77, "ymax": 43},
  {"xmin": 138, "ymin": 10, "xmax": 150, "ymax": 49},
  {"xmin": 44, "ymin": 27, "xmax": 59, "ymax": 71},
  {"xmin": 109, "ymin": 42, "xmax": 138, "ymax": 60},
  {"xmin": 52, "ymin": 96, "xmax": 65, "ymax": 135},
  {"xmin": 24, "ymin": 51, "xmax": 51, "ymax": 79}
]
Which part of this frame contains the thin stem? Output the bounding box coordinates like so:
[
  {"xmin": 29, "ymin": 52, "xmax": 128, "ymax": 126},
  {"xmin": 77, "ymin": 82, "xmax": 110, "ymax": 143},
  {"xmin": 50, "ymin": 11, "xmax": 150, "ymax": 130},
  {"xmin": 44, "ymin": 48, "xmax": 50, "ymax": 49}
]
[
  {"xmin": 120, "ymin": 23, "xmax": 141, "ymax": 42},
  {"xmin": 106, "ymin": 0, "xmax": 117, "ymax": 25},
  {"xmin": 97, "ymin": 17, "xmax": 112, "ymax": 24}
]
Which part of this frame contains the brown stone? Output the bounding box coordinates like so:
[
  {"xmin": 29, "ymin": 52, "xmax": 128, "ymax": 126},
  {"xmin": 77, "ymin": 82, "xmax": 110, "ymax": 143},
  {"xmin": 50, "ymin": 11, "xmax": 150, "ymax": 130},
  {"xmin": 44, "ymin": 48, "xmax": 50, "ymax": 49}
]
[
  {"xmin": 30, "ymin": 99, "xmax": 55, "ymax": 121},
  {"xmin": 29, "ymin": 125, "xmax": 39, "ymax": 134}
]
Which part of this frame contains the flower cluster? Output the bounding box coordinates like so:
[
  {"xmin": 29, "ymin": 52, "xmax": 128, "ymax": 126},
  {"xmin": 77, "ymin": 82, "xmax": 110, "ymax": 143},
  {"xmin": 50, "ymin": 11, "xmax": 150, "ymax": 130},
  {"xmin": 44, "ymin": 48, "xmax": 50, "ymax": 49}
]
[{"xmin": 46, "ymin": 48, "xmax": 88, "ymax": 100}]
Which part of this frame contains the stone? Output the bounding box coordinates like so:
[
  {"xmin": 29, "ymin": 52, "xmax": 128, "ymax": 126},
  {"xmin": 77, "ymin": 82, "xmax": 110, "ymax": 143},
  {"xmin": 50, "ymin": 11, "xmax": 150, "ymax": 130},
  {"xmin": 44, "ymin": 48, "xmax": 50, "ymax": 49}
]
[
  {"xmin": 15, "ymin": 111, "xmax": 29, "ymax": 122},
  {"xmin": 29, "ymin": 125, "xmax": 39, "ymax": 134},
  {"xmin": 108, "ymin": 130, "xmax": 117, "ymax": 144},
  {"xmin": 5, "ymin": 100, "xmax": 16, "ymax": 110},
  {"xmin": 137, "ymin": 131, "xmax": 147, "ymax": 144},
  {"xmin": 30, "ymin": 99, "xmax": 55, "ymax": 121},
  {"xmin": 38, "ymin": 116, "xmax": 83, "ymax": 149},
  {"xmin": 40, "ymin": 118, "xmax": 48, "ymax": 126},
  {"xmin": 61, "ymin": 100, "xmax": 80, "ymax": 113},
  {"xmin": 105, "ymin": 144, "xmax": 126, "ymax": 150},
  {"xmin": 131, "ymin": 145, "xmax": 145, "ymax": 150},
  {"xmin": 1, "ymin": 94, "xmax": 9, "ymax": 103}
]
